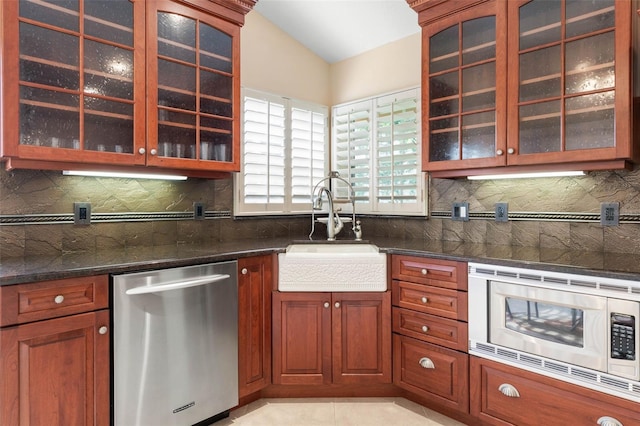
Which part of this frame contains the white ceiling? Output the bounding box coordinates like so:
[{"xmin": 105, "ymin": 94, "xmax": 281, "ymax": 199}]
[{"xmin": 253, "ymin": 0, "xmax": 420, "ymax": 64}]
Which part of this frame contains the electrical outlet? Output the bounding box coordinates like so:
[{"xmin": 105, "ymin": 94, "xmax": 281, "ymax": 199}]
[
  {"xmin": 194, "ymin": 202, "xmax": 205, "ymax": 220},
  {"xmin": 495, "ymin": 202, "xmax": 509, "ymax": 222},
  {"xmin": 600, "ymin": 202, "xmax": 619, "ymax": 226},
  {"xmin": 452, "ymin": 202, "xmax": 469, "ymax": 221},
  {"xmin": 74, "ymin": 202, "xmax": 91, "ymax": 225}
]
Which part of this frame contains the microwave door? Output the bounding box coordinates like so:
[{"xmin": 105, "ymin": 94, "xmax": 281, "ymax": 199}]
[{"xmin": 489, "ymin": 281, "xmax": 608, "ymax": 372}]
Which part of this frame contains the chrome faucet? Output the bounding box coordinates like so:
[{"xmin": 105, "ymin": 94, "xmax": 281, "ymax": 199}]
[
  {"xmin": 309, "ymin": 171, "xmax": 359, "ymax": 241},
  {"xmin": 312, "ymin": 186, "xmax": 343, "ymax": 240}
]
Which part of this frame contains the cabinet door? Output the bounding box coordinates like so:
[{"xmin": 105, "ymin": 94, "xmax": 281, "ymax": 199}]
[
  {"xmin": 146, "ymin": 0, "xmax": 240, "ymax": 171},
  {"xmin": 272, "ymin": 292, "xmax": 332, "ymax": 385},
  {"xmin": 1, "ymin": 0, "xmax": 145, "ymax": 166},
  {"xmin": 423, "ymin": 0, "xmax": 507, "ymax": 172},
  {"xmin": 332, "ymin": 292, "xmax": 392, "ymax": 384},
  {"xmin": 238, "ymin": 255, "xmax": 272, "ymax": 397},
  {"xmin": 0, "ymin": 310, "xmax": 110, "ymax": 426},
  {"xmin": 507, "ymin": 0, "xmax": 634, "ymax": 166},
  {"xmin": 470, "ymin": 356, "xmax": 640, "ymax": 426},
  {"xmin": 393, "ymin": 334, "xmax": 469, "ymax": 413}
]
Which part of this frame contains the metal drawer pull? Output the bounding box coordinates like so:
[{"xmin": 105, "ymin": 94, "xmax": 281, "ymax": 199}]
[
  {"xmin": 54, "ymin": 295, "xmax": 64, "ymax": 304},
  {"xmin": 98, "ymin": 326, "xmax": 108, "ymax": 335},
  {"xmin": 419, "ymin": 357, "xmax": 435, "ymax": 369},
  {"xmin": 324, "ymin": 302, "xmax": 330, "ymax": 308},
  {"xmin": 421, "ymin": 297, "xmax": 428, "ymax": 304},
  {"xmin": 421, "ymin": 268, "xmax": 427, "ymax": 275},
  {"xmin": 597, "ymin": 416, "xmax": 623, "ymax": 426},
  {"xmin": 421, "ymin": 325, "xmax": 429, "ymax": 333},
  {"xmin": 498, "ymin": 383, "xmax": 520, "ymax": 398},
  {"xmin": 241, "ymin": 268, "xmax": 248, "ymax": 275},
  {"xmin": 335, "ymin": 302, "xmax": 341, "ymax": 308}
]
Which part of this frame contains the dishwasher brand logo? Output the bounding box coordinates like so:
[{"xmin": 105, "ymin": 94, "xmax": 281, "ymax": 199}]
[{"xmin": 173, "ymin": 401, "xmax": 195, "ymax": 414}]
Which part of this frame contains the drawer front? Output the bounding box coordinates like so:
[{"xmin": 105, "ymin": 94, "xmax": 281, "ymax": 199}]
[
  {"xmin": 392, "ymin": 255, "xmax": 467, "ymax": 290},
  {"xmin": 392, "ymin": 307, "xmax": 467, "ymax": 351},
  {"xmin": 1, "ymin": 275, "xmax": 109, "ymax": 326},
  {"xmin": 392, "ymin": 280, "xmax": 467, "ymax": 321},
  {"xmin": 393, "ymin": 334, "xmax": 469, "ymax": 412},
  {"xmin": 471, "ymin": 357, "xmax": 640, "ymax": 426}
]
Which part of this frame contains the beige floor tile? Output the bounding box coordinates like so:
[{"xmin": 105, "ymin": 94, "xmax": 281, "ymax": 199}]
[{"xmin": 225, "ymin": 397, "xmax": 468, "ymax": 426}]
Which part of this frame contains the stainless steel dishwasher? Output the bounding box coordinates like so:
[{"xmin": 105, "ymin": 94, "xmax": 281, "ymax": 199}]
[{"xmin": 112, "ymin": 261, "xmax": 238, "ymax": 426}]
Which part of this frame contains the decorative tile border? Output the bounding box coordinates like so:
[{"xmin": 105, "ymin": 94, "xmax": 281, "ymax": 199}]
[
  {"xmin": 0, "ymin": 210, "xmax": 232, "ymax": 226},
  {"xmin": 430, "ymin": 210, "xmax": 640, "ymax": 223}
]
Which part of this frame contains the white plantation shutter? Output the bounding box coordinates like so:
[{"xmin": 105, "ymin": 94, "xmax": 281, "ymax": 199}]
[
  {"xmin": 332, "ymin": 88, "xmax": 426, "ymax": 216},
  {"xmin": 236, "ymin": 89, "xmax": 328, "ymax": 215},
  {"xmin": 375, "ymin": 90, "xmax": 422, "ymax": 213},
  {"xmin": 332, "ymin": 100, "xmax": 372, "ymax": 211}
]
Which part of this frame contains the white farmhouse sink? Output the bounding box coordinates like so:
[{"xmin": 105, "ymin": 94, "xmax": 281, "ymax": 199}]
[{"xmin": 278, "ymin": 243, "xmax": 387, "ymax": 292}]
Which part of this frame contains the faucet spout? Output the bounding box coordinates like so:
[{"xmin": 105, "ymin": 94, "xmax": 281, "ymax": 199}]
[{"xmin": 316, "ymin": 186, "xmax": 339, "ymax": 240}]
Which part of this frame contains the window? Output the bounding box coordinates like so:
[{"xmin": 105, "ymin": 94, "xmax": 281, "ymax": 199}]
[
  {"xmin": 332, "ymin": 88, "xmax": 426, "ymax": 216},
  {"xmin": 235, "ymin": 89, "xmax": 328, "ymax": 215}
]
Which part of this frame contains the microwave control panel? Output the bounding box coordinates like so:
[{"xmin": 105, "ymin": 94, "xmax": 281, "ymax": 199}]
[{"xmin": 611, "ymin": 313, "xmax": 636, "ymax": 360}]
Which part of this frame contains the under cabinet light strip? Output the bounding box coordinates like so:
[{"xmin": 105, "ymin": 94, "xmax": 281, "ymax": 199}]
[
  {"xmin": 467, "ymin": 171, "xmax": 585, "ymax": 180},
  {"xmin": 62, "ymin": 170, "xmax": 188, "ymax": 180}
]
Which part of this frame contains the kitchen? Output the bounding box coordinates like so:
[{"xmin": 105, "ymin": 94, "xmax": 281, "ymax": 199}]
[{"xmin": 1, "ymin": 0, "xmax": 640, "ymax": 425}]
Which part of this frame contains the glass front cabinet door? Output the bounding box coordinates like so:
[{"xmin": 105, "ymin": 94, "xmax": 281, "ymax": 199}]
[
  {"xmin": 146, "ymin": 1, "xmax": 240, "ymax": 171},
  {"xmin": 422, "ymin": 0, "xmax": 507, "ymax": 174},
  {"xmin": 507, "ymin": 0, "xmax": 634, "ymax": 167},
  {"xmin": 1, "ymin": 0, "xmax": 246, "ymax": 174},
  {"xmin": 1, "ymin": 0, "xmax": 145, "ymax": 168}
]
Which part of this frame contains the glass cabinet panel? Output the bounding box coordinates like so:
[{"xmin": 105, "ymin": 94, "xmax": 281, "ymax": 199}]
[
  {"xmin": 515, "ymin": 0, "xmax": 617, "ymax": 156},
  {"xmin": 155, "ymin": 10, "xmax": 234, "ymax": 163},
  {"xmin": 428, "ymin": 15, "xmax": 497, "ymax": 163},
  {"xmin": 17, "ymin": 0, "xmax": 136, "ymax": 154}
]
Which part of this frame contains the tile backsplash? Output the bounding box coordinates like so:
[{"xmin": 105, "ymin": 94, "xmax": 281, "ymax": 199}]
[{"xmin": 1, "ymin": 167, "xmax": 639, "ymax": 258}]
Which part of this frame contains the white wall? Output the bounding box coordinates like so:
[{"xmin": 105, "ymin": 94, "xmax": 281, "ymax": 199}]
[
  {"xmin": 329, "ymin": 33, "xmax": 421, "ymax": 105},
  {"xmin": 240, "ymin": 12, "xmax": 331, "ymax": 106},
  {"xmin": 241, "ymin": 12, "xmax": 422, "ymax": 107}
]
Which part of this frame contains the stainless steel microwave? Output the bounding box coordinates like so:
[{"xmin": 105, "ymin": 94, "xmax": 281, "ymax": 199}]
[{"xmin": 468, "ymin": 263, "xmax": 640, "ymax": 401}]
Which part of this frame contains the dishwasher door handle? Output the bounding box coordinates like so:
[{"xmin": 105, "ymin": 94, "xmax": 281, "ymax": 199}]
[{"xmin": 125, "ymin": 274, "xmax": 230, "ymax": 295}]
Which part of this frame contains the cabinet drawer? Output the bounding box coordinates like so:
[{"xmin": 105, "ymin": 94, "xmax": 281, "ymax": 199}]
[
  {"xmin": 392, "ymin": 307, "xmax": 467, "ymax": 351},
  {"xmin": 0, "ymin": 275, "xmax": 109, "ymax": 326},
  {"xmin": 392, "ymin": 280, "xmax": 467, "ymax": 321},
  {"xmin": 393, "ymin": 334, "xmax": 469, "ymax": 413},
  {"xmin": 470, "ymin": 357, "xmax": 640, "ymax": 426},
  {"xmin": 392, "ymin": 255, "xmax": 467, "ymax": 290}
]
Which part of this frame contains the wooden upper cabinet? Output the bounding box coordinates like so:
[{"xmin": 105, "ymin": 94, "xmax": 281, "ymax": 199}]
[
  {"xmin": 0, "ymin": 0, "xmax": 253, "ymax": 176},
  {"xmin": 419, "ymin": 0, "xmax": 508, "ymax": 174},
  {"xmin": 409, "ymin": 0, "xmax": 637, "ymax": 178}
]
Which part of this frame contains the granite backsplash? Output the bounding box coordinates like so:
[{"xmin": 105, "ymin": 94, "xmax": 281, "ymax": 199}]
[{"xmin": 1, "ymin": 167, "xmax": 639, "ymax": 259}]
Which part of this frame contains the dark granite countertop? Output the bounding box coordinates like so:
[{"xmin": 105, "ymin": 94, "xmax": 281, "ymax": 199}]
[{"xmin": 1, "ymin": 237, "xmax": 640, "ymax": 286}]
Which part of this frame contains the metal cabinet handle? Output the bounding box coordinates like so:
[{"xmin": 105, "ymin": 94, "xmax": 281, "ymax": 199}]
[
  {"xmin": 421, "ymin": 268, "xmax": 427, "ymax": 275},
  {"xmin": 150, "ymin": 148, "xmax": 157, "ymax": 156},
  {"xmin": 507, "ymin": 147, "xmax": 515, "ymax": 154},
  {"xmin": 498, "ymin": 383, "xmax": 520, "ymax": 398},
  {"xmin": 496, "ymin": 149, "xmax": 504, "ymax": 156},
  {"xmin": 98, "ymin": 326, "xmax": 108, "ymax": 335},
  {"xmin": 421, "ymin": 296, "xmax": 428, "ymax": 304},
  {"xmin": 421, "ymin": 325, "xmax": 429, "ymax": 333},
  {"xmin": 241, "ymin": 268, "xmax": 248, "ymax": 275},
  {"xmin": 335, "ymin": 302, "xmax": 340, "ymax": 308},
  {"xmin": 138, "ymin": 147, "xmax": 146, "ymax": 155},
  {"xmin": 54, "ymin": 295, "xmax": 64, "ymax": 304},
  {"xmin": 324, "ymin": 302, "xmax": 330, "ymax": 308},
  {"xmin": 597, "ymin": 416, "xmax": 623, "ymax": 426},
  {"xmin": 419, "ymin": 357, "xmax": 435, "ymax": 369}
]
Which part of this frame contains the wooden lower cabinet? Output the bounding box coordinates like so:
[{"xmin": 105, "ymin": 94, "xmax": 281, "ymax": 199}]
[
  {"xmin": 393, "ymin": 334, "xmax": 469, "ymax": 413},
  {"xmin": 272, "ymin": 291, "xmax": 391, "ymax": 386},
  {"xmin": 0, "ymin": 309, "xmax": 110, "ymax": 426},
  {"xmin": 470, "ymin": 356, "xmax": 640, "ymax": 426},
  {"xmin": 238, "ymin": 255, "xmax": 272, "ymax": 398}
]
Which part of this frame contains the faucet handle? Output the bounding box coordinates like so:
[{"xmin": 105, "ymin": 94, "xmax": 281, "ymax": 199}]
[{"xmin": 353, "ymin": 220, "xmax": 362, "ymax": 241}]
